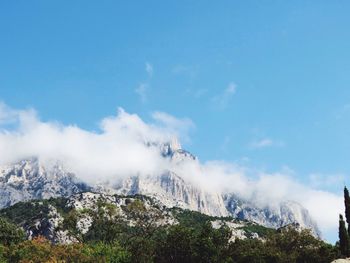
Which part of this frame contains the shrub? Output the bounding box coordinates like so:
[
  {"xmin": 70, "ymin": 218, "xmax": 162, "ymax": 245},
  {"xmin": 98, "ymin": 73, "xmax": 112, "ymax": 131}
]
[{"xmin": 0, "ymin": 217, "xmax": 25, "ymax": 246}]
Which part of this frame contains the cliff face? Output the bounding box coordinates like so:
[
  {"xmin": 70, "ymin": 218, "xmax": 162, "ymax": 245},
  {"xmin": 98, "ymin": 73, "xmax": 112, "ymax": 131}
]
[
  {"xmin": 0, "ymin": 159, "xmax": 89, "ymax": 208},
  {"xmin": 223, "ymin": 193, "xmax": 320, "ymax": 236},
  {"xmin": 113, "ymin": 171, "xmax": 229, "ymax": 217}
]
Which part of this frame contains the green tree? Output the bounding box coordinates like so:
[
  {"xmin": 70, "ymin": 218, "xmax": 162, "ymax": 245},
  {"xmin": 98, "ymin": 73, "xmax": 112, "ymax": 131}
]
[
  {"xmin": 155, "ymin": 221, "xmax": 232, "ymax": 263},
  {"xmin": 339, "ymin": 214, "xmax": 350, "ymax": 257},
  {"xmin": 345, "ymin": 187, "xmax": 350, "ymax": 236},
  {"xmin": 0, "ymin": 217, "xmax": 25, "ymax": 246},
  {"xmin": 84, "ymin": 241, "xmax": 131, "ymax": 263},
  {"xmin": 155, "ymin": 224, "xmax": 195, "ymax": 263},
  {"xmin": 122, "ymin": 199, "xmax": 165, "ymax": 263},
  {"xmin": 83, "ymin": 201, "xmax": 125, "ymax": 244},
  {"xmin": 226, "ymin": 226, "xmax": 337, "ymax": 263}
]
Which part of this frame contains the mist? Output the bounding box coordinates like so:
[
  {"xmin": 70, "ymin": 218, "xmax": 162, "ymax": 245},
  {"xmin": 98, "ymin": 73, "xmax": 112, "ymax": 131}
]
[{"xmin": 0, "ymin": 103, "xmax": 343, "ymax": 241}]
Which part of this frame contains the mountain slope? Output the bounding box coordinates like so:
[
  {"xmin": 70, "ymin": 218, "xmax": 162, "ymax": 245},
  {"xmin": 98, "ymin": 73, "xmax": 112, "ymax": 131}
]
[
  {"xmin": 0, "ymin": 142, "xmax": 319, "ymax": 236},
  {"xmin": 113, "ymin": 171, "xmax": 229, "ymax": 217},
  {"xmin": 223, "ymin": 193, "xmax": 319, "ymax": 236},
  {"xmin": 0, "ymin": 159, "xmax": 89, "ymax": 208},
  {"xmin": 0, "ymin": 192, "xmax": 272, "ymax": 244}
]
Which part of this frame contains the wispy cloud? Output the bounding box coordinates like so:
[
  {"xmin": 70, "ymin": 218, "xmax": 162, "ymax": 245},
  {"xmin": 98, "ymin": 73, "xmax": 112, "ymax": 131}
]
[
  {"xmin": 249, "ymin": 138, "xmax": 284, "ymax": 149},
  {"xmin": 135, "ymin": 62, "xmax": 154, "ymax": 103},
  {"xmin": 308, "ymin": 173, "xmax": 345, "ymax": 192},
  {"xmin": 135, "ymin": 83, "xmax": 148, "ymax": 103},
  {"xmin": 212, "ymin": 82, "xmax": 237, "ymax": 109},
  {"xmin": 152, "ymin": 111, "xmax": 195, "ymax": 143},
  {"xmin": 145, "ymin": 62, "xmax": 153, "ymax": 77},
  {"xmin": 0, "ymin": 102, "xmax": 17, "ymax": 124}
]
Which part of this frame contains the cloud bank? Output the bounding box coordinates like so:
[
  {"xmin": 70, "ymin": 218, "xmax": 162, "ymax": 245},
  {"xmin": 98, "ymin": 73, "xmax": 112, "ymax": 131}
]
[{"xmin": 0, "ymin": 103, "xmax": 343, "ymax": 241}]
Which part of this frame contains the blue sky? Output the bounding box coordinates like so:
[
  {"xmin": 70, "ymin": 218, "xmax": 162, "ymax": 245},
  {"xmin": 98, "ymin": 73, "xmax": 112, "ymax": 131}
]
[{"xmin": 1, "ymin": 1, "xmax": 350, "ymax": 195}]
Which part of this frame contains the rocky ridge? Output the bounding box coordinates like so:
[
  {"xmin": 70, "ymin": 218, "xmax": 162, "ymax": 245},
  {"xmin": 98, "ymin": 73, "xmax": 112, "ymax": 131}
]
[
  {"xmin": 0, "ymin": 192, "xmax": 270, "ymax": 244},
  {"xmin": 0, "ymin": 141, "xmax": 320, "ymax": 236}
]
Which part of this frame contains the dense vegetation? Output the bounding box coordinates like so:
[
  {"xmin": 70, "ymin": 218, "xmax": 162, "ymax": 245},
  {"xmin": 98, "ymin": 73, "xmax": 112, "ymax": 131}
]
[{"xmin": 0, "ymin": 196, "xmax": 339, "ymax": 263}]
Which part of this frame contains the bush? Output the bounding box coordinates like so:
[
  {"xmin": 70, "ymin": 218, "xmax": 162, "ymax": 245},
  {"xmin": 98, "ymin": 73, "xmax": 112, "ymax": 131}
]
[
  {"xmin": 0, "ymin": 217, "xmax": 25, "ymax": 246},
  {"xmin": 5, "ymin": 236, "xmax": 130, "ymax": 263}
]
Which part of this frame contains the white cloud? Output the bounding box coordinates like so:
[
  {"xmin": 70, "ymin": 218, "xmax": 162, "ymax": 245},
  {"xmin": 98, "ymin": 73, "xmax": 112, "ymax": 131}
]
[
  {"xmin": 135, "ymin": 62, "xmax": 153, "ymax": 102},
  {"xmin": 145, "ymin": 62, "xmax": 153, "ymax": 77},
  {"xmin": 152, "ymin": 111, "xmax": 195, "ymax": 143},
  {"xmin": 175, "ymin": 161, "xmax": 343, "ymax": 237},
  {"xmin": 212, "ymin": 82, "xmax": 237, "ymax": 109},
  {"xmin": 135, "ymin": 83, "xmax": 148, "ymax": 103},
  {"xmin": 0, "ymin": 103, "xmax": 344, "ymax": 241},
  {"xmin": 308, "ymin": 173, "xmax": 345, "ymax": 192},
  {"xmin": 0, "ymin": 102, "xmax": 15, "ymax": 124},
  {"xmin": 0, "ymin": 102, "xmax": 36, "ymax": 127},
  {"xmin": 250, "ymin": 138, "xmax": 284, "ymax": 149},
  {"xmin": 0, "ymin": 104, "xmax": 187, "ymax": 184}
]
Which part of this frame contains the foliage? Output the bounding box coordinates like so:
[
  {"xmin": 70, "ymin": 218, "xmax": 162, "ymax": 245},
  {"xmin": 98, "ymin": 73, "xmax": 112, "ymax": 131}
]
[
  {"xmin": 121, "ymin": 199, "xmax": 165, "ymax": 263},
  {"xmin": 0, "ymin": 196, "xmax": 340, "ymax": 262},
  {"xmin": 172, "ymin": 208, "xmax": 213, "ymax": 228},
  {"xmin": 0, "ymin": 218, "xmax": 338, "ymax": 263},
  {"xmin": 240, "ymin": 223, "xmax": 276, "ymax": 238},
  {"xmin": 345, "ymin": 187, "xmax": 350, "ymax": 224},
  {"xmin": 338, "ymin": 186, "xmax": 350, "ymax": 257},
  {"xmin": 84, "ymin": 219, "xmax": 125, "ymax": 244},
  {"xmin": 0, "ymin": 201, "xmax": 50, "ymax": 226},
  {"xmin": 0, "ymin": 197, "xmax": 72, "ymax": 228},
  {"xmin": 4, "ymin": 236, "xmax": 130, "ymax": 263},
  {"xmin": 227, "ymin": 227, "xmax": 337, "ymax": 263},
  {"xmin": 0, "ymin": 218, "xmax": 25, "ymax": 246},
  {"xmin": 339, "ymin": 214, "xmax": 350, "ymax": 257}
]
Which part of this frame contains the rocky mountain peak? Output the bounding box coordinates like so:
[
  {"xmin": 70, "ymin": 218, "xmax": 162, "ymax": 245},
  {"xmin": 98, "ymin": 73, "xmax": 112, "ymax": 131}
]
[
  {"xmin": 0, "ymin": 151, "xmax": 320, "ymax": 237},
  {"xmin": 0, "ymin": 158, "xmax": 89, "ymax": 208}
]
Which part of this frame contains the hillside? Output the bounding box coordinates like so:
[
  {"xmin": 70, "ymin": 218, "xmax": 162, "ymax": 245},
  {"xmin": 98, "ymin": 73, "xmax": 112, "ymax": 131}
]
[
  {"xmin": 0, "ymin": 192, "xmax": 273, "ymax": 244},
  {"xmin": 0, "ymin": 192, "xmax": 339, "ymax": 263}
]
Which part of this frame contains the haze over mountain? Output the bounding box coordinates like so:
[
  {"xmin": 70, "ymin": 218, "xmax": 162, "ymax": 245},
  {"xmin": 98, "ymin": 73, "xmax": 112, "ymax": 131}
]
[{"xmin": 0, "ymin": 103, "xmax": 342, "ymax": 241}]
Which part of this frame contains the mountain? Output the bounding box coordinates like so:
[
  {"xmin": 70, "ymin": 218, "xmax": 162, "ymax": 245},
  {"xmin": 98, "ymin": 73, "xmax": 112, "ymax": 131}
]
[
  {"xmin": 0, "ymin": 159, "xmax": 89, "ymax": 208},
  {"xmin": 113, "ymin": 171, "xmax": 229, "ymax": 217},
  {"xmin": 0, "ymin": 141, "xmax": 320, "ymax": 236},
  {"xmin": 223, "ymin": 193, "xmax": 319, "ymax": 234},
  {"xmin": 115, "ymin": 140, "xmax": 319, "ymax": 235},
  {"xmin": 110, "ymin": 172, "xmax": 319, "ymax": 236},
  {"xmin": 0, "ymin": 192, "xmax": 274, "ymax": 244}
]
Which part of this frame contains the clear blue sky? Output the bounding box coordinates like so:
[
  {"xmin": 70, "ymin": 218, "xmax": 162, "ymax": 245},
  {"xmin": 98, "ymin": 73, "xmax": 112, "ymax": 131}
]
[{"xmin": 1, "ymin": 1, "xmax": 350, "ymax": 193}]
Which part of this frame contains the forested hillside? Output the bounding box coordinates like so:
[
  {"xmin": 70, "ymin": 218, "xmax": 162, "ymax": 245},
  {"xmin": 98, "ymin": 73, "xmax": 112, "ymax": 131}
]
[{"xmin": 0, "ymin": 193, "xmax": 338, "ymax": 263}]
